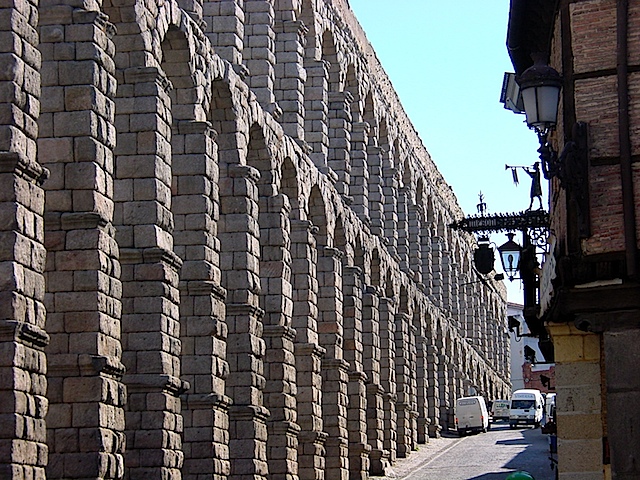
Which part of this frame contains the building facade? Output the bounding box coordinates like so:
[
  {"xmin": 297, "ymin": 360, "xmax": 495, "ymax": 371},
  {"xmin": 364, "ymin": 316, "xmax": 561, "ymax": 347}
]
[
  {"xmin": 507, "ymin": 1, "xmax": 640, "ymax": 479},
  {"xmin": 0, "ymin": 0, "xmax": 511, "ymax": 478},
  {"xmin": 508, "ymin": 302, "xmax": 556, "ymax": 393}
]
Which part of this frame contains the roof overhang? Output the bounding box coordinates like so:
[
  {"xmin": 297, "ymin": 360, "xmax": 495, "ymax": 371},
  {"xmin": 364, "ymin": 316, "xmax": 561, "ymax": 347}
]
[{"xmin": 507, "ymin": 0, "xmax": 560, "ymax": 75}]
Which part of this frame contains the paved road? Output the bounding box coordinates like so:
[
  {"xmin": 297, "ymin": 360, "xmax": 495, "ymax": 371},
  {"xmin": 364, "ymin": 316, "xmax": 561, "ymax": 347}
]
[{"xmin": 374, "ymin": 423, "xmax": 556, "ymax": 480}]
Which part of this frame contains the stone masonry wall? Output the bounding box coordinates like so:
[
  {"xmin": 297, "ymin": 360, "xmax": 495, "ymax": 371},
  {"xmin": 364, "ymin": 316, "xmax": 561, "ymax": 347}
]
[{"xmin": 0, "ymin": 0, "xmax": 511, "ymax": 478}]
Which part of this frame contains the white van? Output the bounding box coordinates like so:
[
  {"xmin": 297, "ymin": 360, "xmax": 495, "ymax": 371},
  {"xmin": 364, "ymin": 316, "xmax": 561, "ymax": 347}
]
[
  {"xmin": 509, "ymin": 389, "xmax": 544, "ymax": 428},
  {"xmin": 455, "ymin": 396, "xmax": 490, "ymax": 436},
  {"xmin": 541, "ymin": 392, "xmax": 557, "ymax": 434},
  {"xmin": 544, "ymin": 393, "xmax": 556, "ymax": 423},
  {"xmin": 492, "ymin": 399, "xmax": 511, "ymax": 421}
]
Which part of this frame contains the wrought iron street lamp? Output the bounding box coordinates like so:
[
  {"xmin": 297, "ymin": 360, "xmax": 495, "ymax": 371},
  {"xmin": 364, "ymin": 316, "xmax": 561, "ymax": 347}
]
[
  {"xmin": 450, "ymin": 204, "xmax": 552, "ymax": 359},
  {"xmin": 518, "ymin": 54, "xmax": 564, "ymax": 181},
  {"xmin": 519, "ymin": 53, "xmax": 562, "ymax": 135},
  {"xmin": 503, "ymin": 53, "xmax": 589, "ymax": 194},
  {"xmin": 498, "ymin": 233, "xmax": 522, "ymax": 281}
]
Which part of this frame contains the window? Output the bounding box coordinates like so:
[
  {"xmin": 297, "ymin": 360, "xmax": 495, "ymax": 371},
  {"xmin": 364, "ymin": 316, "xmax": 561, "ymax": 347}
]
[{"xmin": 511, "ymin": 399, "xmax": 535, "ymax": 409}]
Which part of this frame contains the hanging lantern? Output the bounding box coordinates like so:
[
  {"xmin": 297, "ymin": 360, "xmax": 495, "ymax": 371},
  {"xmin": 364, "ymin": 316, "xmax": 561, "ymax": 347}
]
[
  {"xmin": 518, "ymin": 53, "xmax": 562, "ymax": 134},
  {"xmin": 473, "ymin": 236, "xmax": 495, "ymax": 275},
  {"xmin": 498, "ymin": 233, "xmax": 522, "ymax": 281}
]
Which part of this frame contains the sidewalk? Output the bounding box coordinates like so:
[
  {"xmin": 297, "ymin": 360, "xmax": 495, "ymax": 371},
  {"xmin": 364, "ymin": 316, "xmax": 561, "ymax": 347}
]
[{"xmin": 371, "ymin": 432, "xmax": 462, "ymax": 479}]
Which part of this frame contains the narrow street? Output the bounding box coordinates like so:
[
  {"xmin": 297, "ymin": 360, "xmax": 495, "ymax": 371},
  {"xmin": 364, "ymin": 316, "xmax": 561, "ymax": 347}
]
[{"xmin": 375, "ymin": 423, "xmax": 556, "ymax": 480}]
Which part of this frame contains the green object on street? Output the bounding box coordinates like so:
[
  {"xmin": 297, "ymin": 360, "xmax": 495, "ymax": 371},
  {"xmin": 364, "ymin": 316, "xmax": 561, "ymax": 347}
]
[{"xmin": 505, "ymin": 472, "xmax": 535, "ymax": 480}]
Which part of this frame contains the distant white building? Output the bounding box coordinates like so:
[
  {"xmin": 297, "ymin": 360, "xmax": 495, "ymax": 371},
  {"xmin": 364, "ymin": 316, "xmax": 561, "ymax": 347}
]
[{"xmin": 508, "ymin": 303, "xmax": 553, "ymax": 392}]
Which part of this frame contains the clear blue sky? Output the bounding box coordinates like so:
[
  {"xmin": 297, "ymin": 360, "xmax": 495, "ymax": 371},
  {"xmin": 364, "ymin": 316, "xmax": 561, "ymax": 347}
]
[{"xmin": 349, "ymin": 0, "xmax": 543, "ymax": 302}]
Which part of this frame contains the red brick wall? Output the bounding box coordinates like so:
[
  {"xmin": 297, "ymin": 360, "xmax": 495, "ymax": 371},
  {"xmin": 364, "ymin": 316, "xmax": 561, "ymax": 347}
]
[
  {"xmin": 522, "ymin": 363, "xmax": 556, "ymax": 394},
  {"xmin": 549, "ymin": 0, "xmax": 640, "ymax": 255}
]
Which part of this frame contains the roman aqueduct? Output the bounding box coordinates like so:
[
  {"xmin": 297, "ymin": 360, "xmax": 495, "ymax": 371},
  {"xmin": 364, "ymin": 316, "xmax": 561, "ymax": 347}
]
[{"xmin": 0, "ymin": 0, "xmax": 511, "ymax": 478}]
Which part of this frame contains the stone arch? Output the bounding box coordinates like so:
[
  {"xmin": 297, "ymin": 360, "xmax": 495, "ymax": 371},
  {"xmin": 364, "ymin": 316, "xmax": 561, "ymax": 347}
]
[
  {"xmin": 384, "ymin": 270, "xmax": 395, "ymax": 299},
  {"xmin": 354, "ymin": 236, "xmax": 365, "ymax": 278},
  {"xmin": 402, "ymin": 158, "xmax": 413, "ymax": 191},
  {"xmin": 396, "ymin": 160, "xmax": 412, "ymax": 271},
  {"xmin": 439, "ymin": 327, "xmax": 456, "ymax": 429},
  {"xmin": 366, "ymin": 101, "xmax": 385, "ymax": 236},
  {"xmin": 420, "ymin": 191, "xmax": 435, "ymax": 295},
  {"xmin": 381, "ymin": 130, "xmax": 400, "ymax": 256},
  {"xmin": 413, "ymin": 304, "xmax": 429, "ymax": 444},
  {"xmin": 310, "ymin": 183, "xmax": 350, "ymax": 478},
  {"xmin": 289, "ymin": 179, "xmax": 326, "ymax": 476},
  {"xmin": 309, "ymin": 184, "xmax": 328, "ymax": 246},
  {"xmin": 160, "ymin": 24, "xmax": 209, "ymax": 122},
  {"xmin": 106, "ymin": 0, "xmax": 215, "ymax": 107},
  {"xmin": 452, "ymin": 340, "xmax": 463, "ymax": 399},
  {"xmin": 339, "ymin": 211, "xmax": 369, "ymax": 477},
  {"xmin": 348, "ymin": 89, "xmax": 375, "ymax": 225},
  {"xmin": 370, "ymin": 248, "xmax": 381, "ymax": 287},
  {"xmin": 399, "ymin": 285, "xmax": 410, "ymax": 315},
  {"xmin": 425, "ymin": 196, "xmax": 436, "ymax": 229},
  {"xmin": 300, "ymin": 0, "xmax": 319, "ymax": 58},
  {"xmin": 243, "ymin": 0, "xmax": 278, "ymax": 110},
  {"xmin": 282, "ymin": 156, "xmax": 301, "ymax": 218},
  {"xmin": 416, "ymin": 178, "xmax": 425, "ymax": 206},
  {"xmin": 450, "ymin": 238, "xmax": 464, "ymax": 326},
  {"xmin": 362, "ymin": 243, "xmax": 391, "ymax": 473},
  {"xmin": 214, "ymin": 120, "xmax": 273, "ymax": 478},
  {"xmin": 162, "ymin": 23, "xmax": 229, "ymax": 478},
  {"xmin": 322, "ymin": 29, "xmax": 341, "ymax": 92},
  {"xmin": 326, "ymin": 51, "xmax": 354, "ymax": 198},
  {"xmin": 334, "ymin": 213, "xmax": 347, "ymax": 255},
  {"xmin": 395, "ymin": 284, "xmax": 415, "ymax": 458},
  {"xmin": 437, "ymin": 216, "xmax": 447, "ymax": 239},
  {"xmin": 363, "ymin": 91, "xmax": 376, "ymax": 140},
  {"xmin": 379, "ymin": 119, "xmax": 391, "ymax": 167},
  {"xmin": 346, "ymin": 63, "xmax": 362, "ymax": 123},
  {"xmin": 392, "ymin": 137, "xmax": 401, "ymax": 170},
  {"xmin": 303, "ymin": 22, "xmax": 331, "ymax": 169},
  {"xmin": 273, "ymin": 0, "xmax": 308, "ymax": 139},
  {"xmin": 113, "ymin": 15, "xmax": 212, "ymax": 477},
  {"xmin": 247, "ymin": 123, "xmax": 278, "ymax": 192},
  {"xmin": 38, "ymin": 3, "xmax": 127, "ymax": 477},
  {"xmin": 251, "ymin": 139, "xmax": 303, "ymax": 479}
]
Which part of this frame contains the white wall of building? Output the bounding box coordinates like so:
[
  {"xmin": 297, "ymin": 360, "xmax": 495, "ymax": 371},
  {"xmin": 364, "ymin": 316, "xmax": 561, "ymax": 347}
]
[{"xmin": 508, "ymin": 302, "xmax": 546, "ymax": 392}]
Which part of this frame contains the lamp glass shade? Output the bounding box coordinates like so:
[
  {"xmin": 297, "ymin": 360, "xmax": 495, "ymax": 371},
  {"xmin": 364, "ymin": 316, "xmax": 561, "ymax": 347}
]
[
  {"xmin": 518, "ymin": 55, "xmax": 562, "ymax": 133},
  {"xmin": 521, "ymin": 84, "xmax": 561, "ymax": 132},
  {"xmin": 498, "ymin": 234, "xmax": 522, "ymax": 281}
]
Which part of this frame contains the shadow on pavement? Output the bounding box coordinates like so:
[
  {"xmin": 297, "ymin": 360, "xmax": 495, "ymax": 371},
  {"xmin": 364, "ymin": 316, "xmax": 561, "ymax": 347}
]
[
  {"xmin": 495, "ymin": 431, "xmax": 537, "ymax": 446},
  {"xmin": 501, "ymin": 427, "xmax": 554, "ymax": 480}
]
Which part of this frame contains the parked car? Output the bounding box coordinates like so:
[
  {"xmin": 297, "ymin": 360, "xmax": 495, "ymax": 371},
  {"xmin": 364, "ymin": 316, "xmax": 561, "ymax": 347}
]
[{"xmin": 455, "ymin": 396, "xmax": 490, "ymax": 436}]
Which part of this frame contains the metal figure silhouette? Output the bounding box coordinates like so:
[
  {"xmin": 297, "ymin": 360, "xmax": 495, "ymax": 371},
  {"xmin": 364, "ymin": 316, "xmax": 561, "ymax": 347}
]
[
  {"xmin": 524, "ymin": 162, "xmax": 543, "ymax": 211},
  {"xmin": 505, "ymin": 162, "xmax": 544, "ymax": 211}
]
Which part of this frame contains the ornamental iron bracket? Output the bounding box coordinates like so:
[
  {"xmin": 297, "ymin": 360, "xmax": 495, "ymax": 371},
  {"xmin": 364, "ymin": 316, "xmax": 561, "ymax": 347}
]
[{"xmin": 450, "ymin": 209, "xmax": 549, "ymax": 247}]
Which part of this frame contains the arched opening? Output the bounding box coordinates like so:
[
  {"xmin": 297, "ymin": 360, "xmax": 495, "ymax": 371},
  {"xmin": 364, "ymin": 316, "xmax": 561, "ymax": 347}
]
[
  {"xmin": 322, "ymin": 30, "xmax": 341, "ymax": 93},
  {"xmin": 395, "ymin": 286, "xmax": 413, "ymax": 458},
  {"xmin": 371, "ymin": 248, "xmax": 381, "ymax": 287}
]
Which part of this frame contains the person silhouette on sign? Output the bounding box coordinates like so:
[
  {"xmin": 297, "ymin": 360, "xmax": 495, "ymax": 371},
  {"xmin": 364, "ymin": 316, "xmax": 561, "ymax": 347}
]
[{"xmin": 524, "ymin": 162, "xmax": 543, "ymax": 211}]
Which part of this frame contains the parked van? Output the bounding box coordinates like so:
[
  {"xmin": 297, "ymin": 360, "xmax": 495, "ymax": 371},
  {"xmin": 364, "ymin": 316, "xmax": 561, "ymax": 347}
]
[
  {"xmin": 509, "ymin": 389, "xmax": 544, "ymax": 428},
  {"xmin": 492, "ymin": 399, "xmax": 511, "ymax": 421},
  {"xmin": 455, "ymin": 396, "xmax": 490, "ymax": 436},
  {"xmin": 542, "ymin": 393, "xmax": 557, "ymax": 435},
  {"xmin": 544, "ymin": 393, "xmax": 556, "ymax": 423}
]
